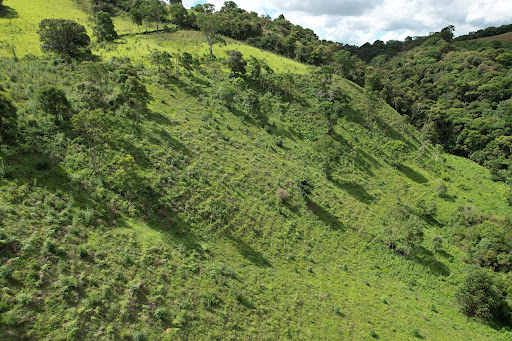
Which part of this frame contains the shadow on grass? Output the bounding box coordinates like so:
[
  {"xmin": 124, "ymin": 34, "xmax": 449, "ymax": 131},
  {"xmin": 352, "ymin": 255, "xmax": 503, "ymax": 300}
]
[
  {"xmin": 121, "ymin": 218, "xmax": 205, "ymax": 257},
  {"xmin": 226, "ymin": 234, "xmax": 271, "ymax": 268},
  {"xmin": 439, "ymin": 193, "xmax": 456, "ymax": 202},
  {"xmin": 358, "ymin": 149, "xmax": 381, "ymax": 168},
  {"xmin": 410, "ymin": 246, "xmax": 450, "ymax": 277},
  {"xmin": 398, "ymin": 164, "xmax": 428, "ymax": 184},
  {"xmin": 268, "ymin": 124, "xmax": 297, "ymax": 142},
  {"xmin": 436, "ymin": 249, "xmax": 454, "ymax": 262},
  {"xmin": 307, "ymin": 199, "xmax": 345, "ymax": 231},
  {"xmin": 0, "ymin": 6, "xmax": 18, "ymax": 19},
  {"xmin": 330, "ymin": 178, "xmax": 374, "ymax": 204}
]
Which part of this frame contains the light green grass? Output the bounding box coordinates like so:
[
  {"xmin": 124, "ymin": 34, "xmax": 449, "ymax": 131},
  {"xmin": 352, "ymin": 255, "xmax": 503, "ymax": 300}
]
[
  {"xmin": 0, "ymin": 0, "xmax": 92, "ymax": 57},
  {"xmin": 96, "ymin": 30, "xmax": 311, "ymax": 74}
]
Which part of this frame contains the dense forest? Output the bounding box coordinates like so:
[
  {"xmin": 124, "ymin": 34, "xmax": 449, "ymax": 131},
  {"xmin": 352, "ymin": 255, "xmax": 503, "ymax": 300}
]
[{"xmin": 1, "ymin": 0, "xmax": 512, "ymax": 339}]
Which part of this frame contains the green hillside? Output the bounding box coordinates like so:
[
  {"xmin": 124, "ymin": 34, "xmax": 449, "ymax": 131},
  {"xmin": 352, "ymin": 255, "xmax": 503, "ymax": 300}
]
[{"xmin": 1, "ymin": 1, "xmax": 512, "ymax": 340}]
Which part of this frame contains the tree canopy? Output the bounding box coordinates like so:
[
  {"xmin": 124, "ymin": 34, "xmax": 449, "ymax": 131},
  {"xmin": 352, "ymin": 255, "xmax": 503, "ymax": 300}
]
[
  {"xmin": 94, "ymin": 11, "xmax": 118, "ymax": 42},
  {"xmin": 38, "ymin": 19, "xmax": 90, "ymax": 56}
]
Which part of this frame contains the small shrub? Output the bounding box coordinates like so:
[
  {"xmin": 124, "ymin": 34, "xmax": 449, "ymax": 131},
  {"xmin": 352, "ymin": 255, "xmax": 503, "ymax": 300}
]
[
  {"xmin": 77, "ymin": 246, "xmax": 89, "ymax": 258},
  {"xmin": 133, "ymin": 331, "xmax": 145, "ymax": 341},
  {"xmin": 436, "ymin": 182, "xmax": 447, "ymax": 196},
  {"xmin": 200, "ymin": 292, "xmax": 219, "ymax": 309},
  {"xmin": 44, "ymin": 239, "xmax": 56, "ymax": 254},
  {"xmin": 155, "ymin": 307, "xmax": 166, "ymax": 321},
  {"xmin": 369, "ymin": 329, "xmax": 378, "ymax": 338},
  {"xmin": 432, "ymin": 235, "xmax": 443, "ymax": 250},
  {"xmin": 83, "ymin": 207, "xmax": 94, "ymax": 225},
  {"xmin": 295, "ymin": 178, "xmax": 314, "ymax": 198},
  {"xmin": 412, "ymin": 328, "xmax": 421, "ymax": 338},
  {"xmin": 0, "ymin": 264, "xmax": 12, "ymax": 280},
  {"xmin": 276, "ymin": 188, "xmax": 290, "ymax": 203}
]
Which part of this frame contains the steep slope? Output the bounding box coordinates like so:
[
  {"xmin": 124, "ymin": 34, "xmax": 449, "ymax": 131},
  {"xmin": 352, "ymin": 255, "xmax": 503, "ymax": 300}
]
[{"xmin": 1, "ymin": 1, "xmax": 512, "ymax": 340}]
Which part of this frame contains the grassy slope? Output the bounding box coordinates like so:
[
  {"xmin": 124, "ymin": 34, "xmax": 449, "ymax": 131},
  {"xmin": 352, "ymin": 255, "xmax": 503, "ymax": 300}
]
[
  {"xmin": 0, "ymin": 0, "xmax": 92, "ymax": 57},
  {"xmin": 1, "ymin": 2, "xmax": 512, "ymax": 340},
  {"xmin": 97, "ymin": 30, "xmax": 311, "ymax": 74}
]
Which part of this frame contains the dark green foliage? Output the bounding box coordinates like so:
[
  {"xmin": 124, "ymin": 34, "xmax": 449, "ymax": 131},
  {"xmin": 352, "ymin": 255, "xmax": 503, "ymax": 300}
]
[
  {"xmin": 296, "ymin": 178, "xmax": 314, "ymax": 198},
  {"xmin": 454, "ymin": 23, "xmax": 512, "ymax": 41},
  {"xmin": 384, "ymin": 140, "xmax": 407, "ymax": 167},
  {"xmin": 142, "ymin": 0, "xmax": 168, "ymax": 32},
  {"xmin": 456, "ymin": 270, "xmax": 505, "ymax": 323},
  {"xmin": 38, "ymin": 19, "xmax": 90, "ymax": 56},
  {"xmin": 179, "ymin": 52, "xmax": 194, "ymax": 73},
  {"xmin": 170, "ymin": 4, "xmax": 195, "ymax": 29},
  {"xmin": 36, "ymin": 86, "xmax": 71, "ymax": 122},
  {"xmin": 0, "ymin": 264, "xmax": 12, "ymax": 280},
  {"xmin": 0, "ymin": 92, "xmax": 17, "ymax": 144},
  {"xmin": 94, "ymin": 11, "xmax": 118, "ymax": 42},
  {"xmin": 118, "ymin": 76, "xmax": 151, "ymax": 124},
  {"xmin": 225, "ymin": 50, "xmax": 247, "ymax": 76}
]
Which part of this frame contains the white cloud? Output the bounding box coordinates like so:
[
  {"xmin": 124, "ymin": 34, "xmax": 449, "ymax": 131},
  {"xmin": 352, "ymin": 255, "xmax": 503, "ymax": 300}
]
[{"xmin": 182, "ymin": 0, "xmax": 512, "ymax": 45}]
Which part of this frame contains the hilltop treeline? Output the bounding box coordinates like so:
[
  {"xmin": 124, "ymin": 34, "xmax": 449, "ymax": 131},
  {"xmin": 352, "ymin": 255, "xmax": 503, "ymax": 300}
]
[
  {"xmin": 454, "ymin": 23, "xmax": 512, "ymax": 42},
  {"xmin": 363, "ymin": 37, "xmax": 512, "ymax": 182},
  {"xmin": 86, "ymin": 0, "xmax": 462, "ymax": 65}
]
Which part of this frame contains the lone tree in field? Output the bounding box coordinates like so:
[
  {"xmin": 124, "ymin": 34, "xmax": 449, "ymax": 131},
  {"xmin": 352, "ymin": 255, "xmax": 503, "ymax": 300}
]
[
  {"xmin": 38, "ymin": 19, "xmax": 90, "ymax": 56},
  {"xmin": 94, "ymin": 11, "xmax": 118, "ymax": 42},
  {"xmin": 196, "ymin": 12, "xmax": 224, "ymax": 57}
]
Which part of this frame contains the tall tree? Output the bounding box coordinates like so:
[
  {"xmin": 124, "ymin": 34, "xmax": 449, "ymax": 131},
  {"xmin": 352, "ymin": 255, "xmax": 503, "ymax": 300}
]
[
  {"xmin": 143, "ymin": 0, "xmax": 168, "ymax": 32},
  {"xmin": 129, "ymin": 7, "xmax": 143, "ymax": 33},
  {"xmin": 119, "ymin": 77, "xmax": 151, "ymax": 124},
  {"xmin": 196, "ymin": 12, "xmax": 224, "ymax": 57},
  {"xmin": 72, "ymin": 108, "xmax": 110, "ymax": 173},
  {"xmin": 36, "ymin": 86, "xmax": 72, "ymax": 123},
  {"xmin": 94, "ymin": 11, "xmax": 118, "ymax": 42}
]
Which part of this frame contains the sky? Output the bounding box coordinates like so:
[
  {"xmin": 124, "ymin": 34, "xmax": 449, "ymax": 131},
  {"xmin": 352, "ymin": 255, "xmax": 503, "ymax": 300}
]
[{"xmin": 182, "ymin": 0, "xmax": 512, "ymax": 45}]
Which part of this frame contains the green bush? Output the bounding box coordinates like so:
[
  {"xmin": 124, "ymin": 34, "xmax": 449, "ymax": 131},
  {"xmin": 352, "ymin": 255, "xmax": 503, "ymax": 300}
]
[
  {"xmin": 0, "ymin": 264, "xmax": 12, "ymax": 280},
  {"xmin": 155, "ymin": 307, "xmax": 166, "ymax": 321},
  {"xmin": 456, "ymin": 269, "xmax": 506, "ymax": 323}
]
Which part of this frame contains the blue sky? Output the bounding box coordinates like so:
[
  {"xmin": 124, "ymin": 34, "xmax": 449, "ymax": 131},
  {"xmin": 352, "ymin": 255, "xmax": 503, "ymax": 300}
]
[{"xmin": 182, "ymin": 0, "xmax": 512, "ymax": 45}]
